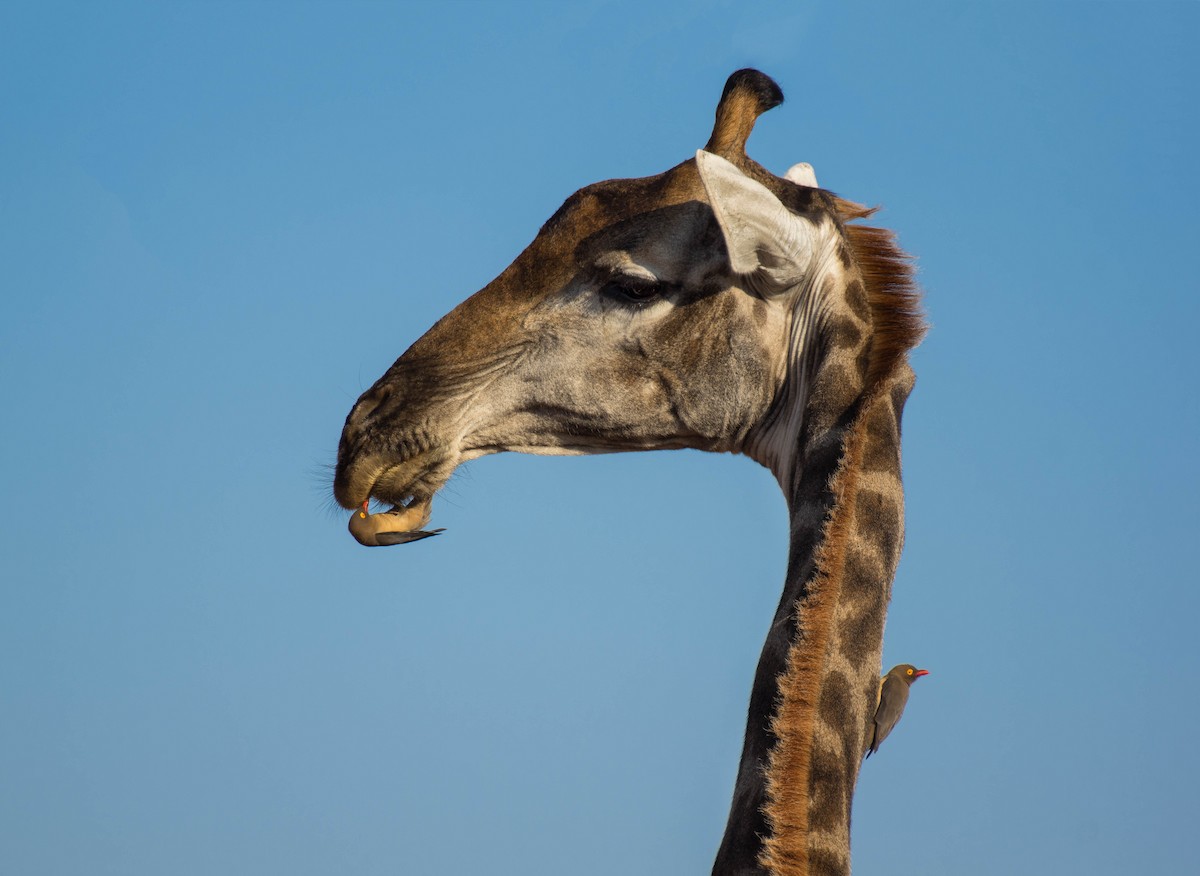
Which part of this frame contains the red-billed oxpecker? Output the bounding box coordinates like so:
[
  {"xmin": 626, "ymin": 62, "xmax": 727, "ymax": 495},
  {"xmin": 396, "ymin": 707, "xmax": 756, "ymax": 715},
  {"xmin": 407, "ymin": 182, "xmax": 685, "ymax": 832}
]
[
  {"xmin": 865, "ymin": 664, "xmax": 929, "ymax": 758},
  {"xmin": 347, "ymin": 499, "xmax": 444, "ymax": 546}
]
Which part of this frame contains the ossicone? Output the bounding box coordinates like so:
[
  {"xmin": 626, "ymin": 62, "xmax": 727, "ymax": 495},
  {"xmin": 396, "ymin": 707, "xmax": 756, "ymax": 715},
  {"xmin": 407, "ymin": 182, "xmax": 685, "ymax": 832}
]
[{"xmin": 704, "ymin": 69, "xmax": 784, "ymax": 160}]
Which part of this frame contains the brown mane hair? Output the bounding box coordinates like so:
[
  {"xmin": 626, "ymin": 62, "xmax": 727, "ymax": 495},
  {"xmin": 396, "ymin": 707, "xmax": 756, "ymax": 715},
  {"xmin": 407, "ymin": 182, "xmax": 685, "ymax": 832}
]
[{"xmin": 834, "ymin": 197, "xmax": 926, "ymax": 390}]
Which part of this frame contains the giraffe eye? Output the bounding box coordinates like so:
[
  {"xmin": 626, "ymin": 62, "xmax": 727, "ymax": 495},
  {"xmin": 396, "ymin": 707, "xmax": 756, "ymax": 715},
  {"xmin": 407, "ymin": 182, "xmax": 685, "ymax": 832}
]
[{"xmin": 600, "ymin": 279, "xmax": 663, "ymax": 305}]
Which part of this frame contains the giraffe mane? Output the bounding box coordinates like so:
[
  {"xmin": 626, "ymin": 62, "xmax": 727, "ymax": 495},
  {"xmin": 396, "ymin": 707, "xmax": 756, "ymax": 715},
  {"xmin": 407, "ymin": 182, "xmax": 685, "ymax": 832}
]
[{"xmin": 834, "ymin": 197, "xmax": 927, "ymax": 389}]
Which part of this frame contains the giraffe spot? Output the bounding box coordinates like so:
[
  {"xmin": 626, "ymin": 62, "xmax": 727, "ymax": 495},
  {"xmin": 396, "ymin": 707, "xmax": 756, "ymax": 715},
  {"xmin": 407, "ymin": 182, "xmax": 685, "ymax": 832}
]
[
  {"xmin": 860, "ymin": 422, "xmax": 900, "ymax": 473},
  {"xmin": 841, "ymin": 539, "xmax": 884, "ymax": 599},
  {"xmin": 808, "ymin": 846, "xmax": 848, "ymax": 876},
  {"xmin": 808, "ymin": 749, "xmax": 849, "ymax": 833},
  {"xmin": 839, "ymin": 606, "xmax": 885, "ymax": 665},
  {"xmin": 854, "ymin": 489, "xmax": 901, "ymax": 564},
  {"xmin": 810, "ymin": 361, "xmax": 861, "ymax": 418},
  {"xmin": 827, "ymin": 316, "xmax": 865, "ymax": 351},
  {"xmin": 845, "ymin": 278, "xmax": 870, "ymax": 323},
  {"xmin": 817, "ymin": 669, "xmax": 854, "ymax": 729}
]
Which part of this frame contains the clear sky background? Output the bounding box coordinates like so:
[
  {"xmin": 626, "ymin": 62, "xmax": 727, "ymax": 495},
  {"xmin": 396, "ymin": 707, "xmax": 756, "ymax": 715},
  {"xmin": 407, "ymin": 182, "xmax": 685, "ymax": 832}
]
[{"xmin": 2, "ymin": 2, "xmax": 1197, "ymax": 874}]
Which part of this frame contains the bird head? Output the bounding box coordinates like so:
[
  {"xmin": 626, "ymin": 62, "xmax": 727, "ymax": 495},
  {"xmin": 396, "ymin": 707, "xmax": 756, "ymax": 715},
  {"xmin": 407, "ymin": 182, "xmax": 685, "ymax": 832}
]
[{"xmin": 890, "ymin": 664, "xmax": 930, "ymax": 686}]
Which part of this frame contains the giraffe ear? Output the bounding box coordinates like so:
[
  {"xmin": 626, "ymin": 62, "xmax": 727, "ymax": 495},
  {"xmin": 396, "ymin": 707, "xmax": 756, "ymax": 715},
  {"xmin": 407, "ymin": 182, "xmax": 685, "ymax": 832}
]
[
  {"xmin": 695, "ymin": 150, "xmax": 814, "ymax": 294},
  {"xmin": 784, "ymin": 162, "xmax": 818, "ymax": 187}
]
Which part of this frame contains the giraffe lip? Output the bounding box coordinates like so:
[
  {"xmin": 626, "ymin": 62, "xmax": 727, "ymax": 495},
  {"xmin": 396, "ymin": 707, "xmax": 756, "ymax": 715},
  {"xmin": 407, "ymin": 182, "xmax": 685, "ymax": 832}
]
[{"xmin": 367, "ymin": 453, "xmax": 455, "ymax": 509}]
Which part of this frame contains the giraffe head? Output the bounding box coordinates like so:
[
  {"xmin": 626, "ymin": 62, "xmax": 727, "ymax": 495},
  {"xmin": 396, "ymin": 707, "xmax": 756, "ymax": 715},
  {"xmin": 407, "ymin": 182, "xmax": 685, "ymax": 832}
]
[{"xmin": 332, "ymin": 70, "xmax": 913, "ymax": 532}]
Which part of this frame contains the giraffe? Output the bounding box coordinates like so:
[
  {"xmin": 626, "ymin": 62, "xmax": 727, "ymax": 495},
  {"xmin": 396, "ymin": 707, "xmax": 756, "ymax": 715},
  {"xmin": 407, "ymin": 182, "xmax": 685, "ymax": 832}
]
[{"xmin": 333, "ymin": 70, "xmax": 924, "ymax": 876}]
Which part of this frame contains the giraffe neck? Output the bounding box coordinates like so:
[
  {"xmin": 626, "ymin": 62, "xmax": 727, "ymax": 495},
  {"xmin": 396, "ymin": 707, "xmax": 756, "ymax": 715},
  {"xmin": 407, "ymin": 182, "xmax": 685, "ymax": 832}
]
[
  {"xmin": 760, "ymin": 368, "xmax": 912, "ymax": 876},
  {"xmin": 713, "ymin": 253, "xmax": 915, "ymax": 876}
]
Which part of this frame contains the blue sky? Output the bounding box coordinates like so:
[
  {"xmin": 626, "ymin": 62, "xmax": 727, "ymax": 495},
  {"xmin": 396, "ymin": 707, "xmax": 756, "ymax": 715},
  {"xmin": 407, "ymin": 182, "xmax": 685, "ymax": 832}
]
[{"xmin": 2, "ymin": 2, "xmax": 1197, "ymax": 874}]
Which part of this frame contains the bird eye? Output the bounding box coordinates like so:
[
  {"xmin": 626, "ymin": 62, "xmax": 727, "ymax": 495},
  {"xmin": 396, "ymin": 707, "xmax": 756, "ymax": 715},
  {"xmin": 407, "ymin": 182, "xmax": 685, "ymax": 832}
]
[
  {"xmin": 600, "ymin": 279, "xmax": 663, "ymax": 305},
  {"xmin": 906, "ymin": 668, "xmax": 913, "ymax": 675}
]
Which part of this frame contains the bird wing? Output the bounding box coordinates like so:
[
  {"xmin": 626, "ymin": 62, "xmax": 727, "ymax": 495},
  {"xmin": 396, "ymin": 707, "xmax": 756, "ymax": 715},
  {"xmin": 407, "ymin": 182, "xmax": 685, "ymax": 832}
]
[
  {"xmin": 868, "ymin": 674, "xmax": 911, "ymax": 756},
  {"xmin": 374, "ymin": 528, "xmax": 445, "ymax": 545}
]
